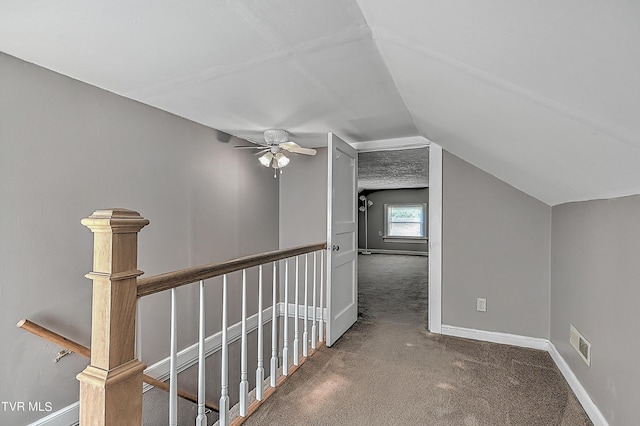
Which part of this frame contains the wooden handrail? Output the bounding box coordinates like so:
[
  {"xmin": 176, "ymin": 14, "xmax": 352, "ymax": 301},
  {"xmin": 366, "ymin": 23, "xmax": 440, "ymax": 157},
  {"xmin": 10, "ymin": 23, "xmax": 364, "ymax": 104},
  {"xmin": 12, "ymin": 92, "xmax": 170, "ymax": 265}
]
[
  {"xmin": 18, "ymin": 319, "xmax": 91, "ymax": 358},
  {"xmin": 137, "ymin": 241, "xmax": 327, "ymax": 297},
  {"xmin": 17, "ymin": 318, "xmax": 219, "ymax": 413}
]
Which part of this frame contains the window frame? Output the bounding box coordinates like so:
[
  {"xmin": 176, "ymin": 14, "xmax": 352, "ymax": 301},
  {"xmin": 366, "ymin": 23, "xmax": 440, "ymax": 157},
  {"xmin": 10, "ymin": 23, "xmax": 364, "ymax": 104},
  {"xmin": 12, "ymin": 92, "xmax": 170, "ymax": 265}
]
[{"xmin": 383, "ymin": 203, "xmax": 428, "ymax": 243}]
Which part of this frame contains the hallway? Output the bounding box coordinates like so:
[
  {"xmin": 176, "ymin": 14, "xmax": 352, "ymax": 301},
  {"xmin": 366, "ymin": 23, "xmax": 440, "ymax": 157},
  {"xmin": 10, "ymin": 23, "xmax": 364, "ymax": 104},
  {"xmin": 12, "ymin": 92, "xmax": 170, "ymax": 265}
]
[{"xmin": 244, "ymin": 254, "xmax": 592, "ymax": 425}]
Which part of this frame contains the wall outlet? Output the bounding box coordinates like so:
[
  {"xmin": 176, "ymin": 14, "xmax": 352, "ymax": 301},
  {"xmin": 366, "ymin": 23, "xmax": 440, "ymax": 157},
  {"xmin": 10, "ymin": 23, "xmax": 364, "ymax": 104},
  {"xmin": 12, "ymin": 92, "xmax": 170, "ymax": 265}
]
[
  {"xmin": 570, "ymin": 324, "xmax": 591, "ymax": 366},
  {"xmin": 476, "ymin": 298, "xmax": 486, "ymax": 312},
  {"xmin": 378, "ymin": 230, "xmax": 383, "ymax": 236}
]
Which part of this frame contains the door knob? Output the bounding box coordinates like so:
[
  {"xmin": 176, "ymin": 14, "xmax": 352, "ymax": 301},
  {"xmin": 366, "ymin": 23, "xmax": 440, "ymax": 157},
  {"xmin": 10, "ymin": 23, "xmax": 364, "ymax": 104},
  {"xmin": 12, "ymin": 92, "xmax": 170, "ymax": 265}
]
[{"xmin": 332, "ymin": 244, "xmax": 340, "ymax": 251}]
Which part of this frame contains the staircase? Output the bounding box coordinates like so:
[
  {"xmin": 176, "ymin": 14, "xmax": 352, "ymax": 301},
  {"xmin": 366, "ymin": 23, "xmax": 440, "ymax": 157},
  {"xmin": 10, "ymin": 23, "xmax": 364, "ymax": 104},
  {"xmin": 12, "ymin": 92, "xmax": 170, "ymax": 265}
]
[{"xmin": 19, "ymin": 208, "xmax": 327, "ymax": 426}]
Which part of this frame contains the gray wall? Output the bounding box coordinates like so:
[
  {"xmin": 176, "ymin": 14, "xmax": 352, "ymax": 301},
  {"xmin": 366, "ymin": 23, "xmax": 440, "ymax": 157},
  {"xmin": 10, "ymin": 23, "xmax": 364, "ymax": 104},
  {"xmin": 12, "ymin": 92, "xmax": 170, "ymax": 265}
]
[
  {"xmin": 551, "ymin": 195, "xmax": 640, "ymax": 425},
  {"xmin": 442, "ymin": 151, "xmax": 551, "ymax": 338},
  {"xmin": 0, "ymin": 52, "xmax": 279, "ymax": 425},
  {"xmin": 279, "ymin": 148, "xmax": 328, "ymax": 248},
  {"xmin": 357, "ymin": 188, "xmax": 429, "ymax": 253}
]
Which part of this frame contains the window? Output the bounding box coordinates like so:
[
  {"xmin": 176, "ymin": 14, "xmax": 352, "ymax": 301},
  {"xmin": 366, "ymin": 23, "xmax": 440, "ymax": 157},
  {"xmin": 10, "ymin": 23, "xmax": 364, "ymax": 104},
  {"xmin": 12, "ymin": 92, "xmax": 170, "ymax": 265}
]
[{"xmin": 384, "ymin": 203, "xmax": 427, "ymax": 241}]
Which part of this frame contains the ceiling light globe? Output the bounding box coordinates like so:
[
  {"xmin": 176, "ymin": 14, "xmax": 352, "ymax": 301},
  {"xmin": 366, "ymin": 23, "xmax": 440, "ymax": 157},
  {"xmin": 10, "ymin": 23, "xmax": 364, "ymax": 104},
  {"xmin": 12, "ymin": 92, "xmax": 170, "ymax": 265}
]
[
  {"xmin": 259, "ymin": 152, "xmax": 273, "ymax": 167},
  {"xmin": 275, "ymin": 152, "xmax": 290, "ymax": 168}
]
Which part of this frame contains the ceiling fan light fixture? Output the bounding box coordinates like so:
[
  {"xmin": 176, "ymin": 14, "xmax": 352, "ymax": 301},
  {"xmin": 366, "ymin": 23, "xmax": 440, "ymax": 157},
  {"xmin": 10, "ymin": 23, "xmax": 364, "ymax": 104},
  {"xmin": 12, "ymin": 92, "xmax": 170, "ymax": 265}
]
[
  {"xmin": 236, "ymin": 129, "xmax": 314, "ymax": 176},
  {"xmin": 259, "ymin": 152, "xmax": 274, "ymax": 167},
  {"xmin": 275, "ymin": 152, "xmax": 290, "ymax": 168}
]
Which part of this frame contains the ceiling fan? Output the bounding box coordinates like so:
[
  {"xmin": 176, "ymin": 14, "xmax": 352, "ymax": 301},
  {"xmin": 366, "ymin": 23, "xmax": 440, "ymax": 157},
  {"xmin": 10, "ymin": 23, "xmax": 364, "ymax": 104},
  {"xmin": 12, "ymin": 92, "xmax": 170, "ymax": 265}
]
[{"xmin": 235, "ymin": 129, "xmax": 317, "ymax": 177}]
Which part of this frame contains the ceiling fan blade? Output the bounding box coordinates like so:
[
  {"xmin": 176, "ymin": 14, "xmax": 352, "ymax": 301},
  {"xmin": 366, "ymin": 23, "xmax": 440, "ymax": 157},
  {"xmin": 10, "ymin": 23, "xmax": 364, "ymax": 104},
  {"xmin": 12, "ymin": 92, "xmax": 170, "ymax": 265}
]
[{"xmin": 280, "ymin": 141, "xmax": 317, "ymax": 156}]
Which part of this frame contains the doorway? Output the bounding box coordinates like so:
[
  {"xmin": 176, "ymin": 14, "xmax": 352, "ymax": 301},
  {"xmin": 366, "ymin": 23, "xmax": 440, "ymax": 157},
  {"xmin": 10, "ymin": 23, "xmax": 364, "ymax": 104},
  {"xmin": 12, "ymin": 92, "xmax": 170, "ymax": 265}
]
[
  {"xmin": 277, "ymin": 138, "xmax": 442, "ymax": 340},
  {"xmin": 355, "ymin": 143, "xmax": 442, "ymax": 332}
]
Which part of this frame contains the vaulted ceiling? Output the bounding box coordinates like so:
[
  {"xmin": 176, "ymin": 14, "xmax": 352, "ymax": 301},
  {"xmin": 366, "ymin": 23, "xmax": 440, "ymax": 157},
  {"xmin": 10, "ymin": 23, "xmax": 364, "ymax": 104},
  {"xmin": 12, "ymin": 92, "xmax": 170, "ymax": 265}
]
[{"xmin": 1, "ymin": 1, "xmax": 639, "ymax": 205}]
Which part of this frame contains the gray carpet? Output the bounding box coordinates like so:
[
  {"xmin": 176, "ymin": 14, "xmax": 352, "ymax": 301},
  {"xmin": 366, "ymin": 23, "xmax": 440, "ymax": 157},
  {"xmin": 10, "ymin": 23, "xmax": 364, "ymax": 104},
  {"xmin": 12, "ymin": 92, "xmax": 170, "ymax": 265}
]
[{"xmin": 245, "ymin": 254, "xmax": 592, "ymax": 425}]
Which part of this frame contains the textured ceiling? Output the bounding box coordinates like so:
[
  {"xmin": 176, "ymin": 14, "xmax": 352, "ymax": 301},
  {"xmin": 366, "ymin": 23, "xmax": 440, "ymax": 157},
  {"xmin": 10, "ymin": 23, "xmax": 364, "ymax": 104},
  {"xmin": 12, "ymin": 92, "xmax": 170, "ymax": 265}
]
[
  {"xmin": 358, "ymin": 148, "xmax": 429, "ymax": 191},
  {"xmin": 1, "ymin": 0, "xmax": 639, "ymax": 205}
]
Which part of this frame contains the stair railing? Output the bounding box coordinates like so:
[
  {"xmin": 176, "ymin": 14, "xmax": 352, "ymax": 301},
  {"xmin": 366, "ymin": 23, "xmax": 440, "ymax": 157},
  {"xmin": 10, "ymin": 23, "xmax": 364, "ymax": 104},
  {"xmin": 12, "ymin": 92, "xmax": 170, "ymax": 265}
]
[
  {"xmin": 77, "ymin": 208, "xmax": 326, "ymax": 426},
  {"xmin": 16, "ymin": 319, "xmax": 218, "ymax": 412}
]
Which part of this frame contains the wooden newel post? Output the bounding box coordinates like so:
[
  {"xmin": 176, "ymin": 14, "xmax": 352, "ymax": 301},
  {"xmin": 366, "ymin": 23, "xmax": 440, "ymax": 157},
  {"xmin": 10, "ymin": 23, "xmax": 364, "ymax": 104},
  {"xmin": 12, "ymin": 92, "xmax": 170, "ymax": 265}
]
[{"xmin": 77, "ymin": 209, "xmax": 149, "ymax": 425}]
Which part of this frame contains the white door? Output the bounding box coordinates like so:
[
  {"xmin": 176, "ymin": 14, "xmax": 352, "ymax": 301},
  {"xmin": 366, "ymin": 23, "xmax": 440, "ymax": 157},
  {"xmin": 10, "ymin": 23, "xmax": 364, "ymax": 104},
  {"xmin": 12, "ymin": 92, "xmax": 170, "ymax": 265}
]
[{"xmin": 326, "ymin": 133, "xmax": 358, "ymax": 347}]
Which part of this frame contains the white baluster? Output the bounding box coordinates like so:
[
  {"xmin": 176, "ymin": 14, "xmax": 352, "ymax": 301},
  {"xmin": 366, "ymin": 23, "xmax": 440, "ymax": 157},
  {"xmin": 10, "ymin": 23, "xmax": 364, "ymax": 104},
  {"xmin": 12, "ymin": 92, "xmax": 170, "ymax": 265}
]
[
  {"xmin": 219, "ymin": 275, "xmax": 229, "ymax": 425},
  {"xmin": 169, "ymin": 289, "xmax": 178, "ymax": 426},
  {"xmin": 270, "ymin": 261, "xmax": 278, "ymax": 387},
  {"xmin": 256, "ymin": 265, "xmax": 264, "ymax": 401},
  {"xmin": 283, "ymin": 259, "xmax": 289, "ymax": 376},
  {"xmin": 303, "ymin": 254, "xmax": 309, "ymax": 357},
  {"xmin": 319, "ymin": 250, "xmax": 324, "ymax": 343},
  {"xmin": 240, "ymin": 270, "xmax": 249, "ymax": 417},
  {"xmin": 293, "ymin": 256, "xmax": 300, "ymax": 366},
  {"xmin": 196, "ymin": 280, "xmax": 207, "ymax": 426},
  {"xmin": 311, "ymin": 252, "xmax": 317, "ymax": 349}
]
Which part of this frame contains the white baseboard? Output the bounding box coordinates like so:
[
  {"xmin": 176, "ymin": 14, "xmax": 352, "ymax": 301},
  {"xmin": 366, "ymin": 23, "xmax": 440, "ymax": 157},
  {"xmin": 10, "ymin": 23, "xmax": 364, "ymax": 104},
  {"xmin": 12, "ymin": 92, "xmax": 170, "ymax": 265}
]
[
  {"xmin": 281, "ymin": 302, "xmax": 327, "ymax": 320},
  {"xmin": 547, "ymin": 342, "xmax": 608, "ymax": 426},
  {"xmin": 441, "ymin": 325, "xmax": 549, "ymax": 350},
  {"xmin": 441, "ymin": 325, "xmax": 608, "ymax": 426},
  {"xmin": 358, "ymin": 248, "xmax": 428, "ymax": 256},
  {"xmin": 26, "ymin": 402, "xmax": 78, "ymax": 426}
]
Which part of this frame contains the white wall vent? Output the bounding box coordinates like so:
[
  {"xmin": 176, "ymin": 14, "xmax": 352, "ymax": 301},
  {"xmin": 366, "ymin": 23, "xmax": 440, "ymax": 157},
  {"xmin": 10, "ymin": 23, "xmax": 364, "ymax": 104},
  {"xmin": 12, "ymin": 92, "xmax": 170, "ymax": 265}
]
[{"xmin": 570, "ymin": 324, "xmax": 591, "ymax": 366}]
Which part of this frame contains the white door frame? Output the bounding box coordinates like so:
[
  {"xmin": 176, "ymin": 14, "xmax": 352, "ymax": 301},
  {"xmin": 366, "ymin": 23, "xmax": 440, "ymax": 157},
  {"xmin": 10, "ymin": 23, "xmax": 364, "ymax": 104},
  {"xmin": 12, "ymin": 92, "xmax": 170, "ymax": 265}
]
[
  {"xmin": 428, "ymin": 143, "xmax": 443, "ymax": 333},
  {"xmin": 351, "ymin": 139, "xmax": 443, "ymax": 334}
]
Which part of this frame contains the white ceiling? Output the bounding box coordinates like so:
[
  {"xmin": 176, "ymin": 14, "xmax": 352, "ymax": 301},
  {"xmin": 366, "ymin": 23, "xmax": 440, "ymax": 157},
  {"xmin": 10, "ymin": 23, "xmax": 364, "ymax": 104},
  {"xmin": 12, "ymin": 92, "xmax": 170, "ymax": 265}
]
[{"xmin": 1, "ymin": 0, "xmax": 639, "ymax": 205}]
